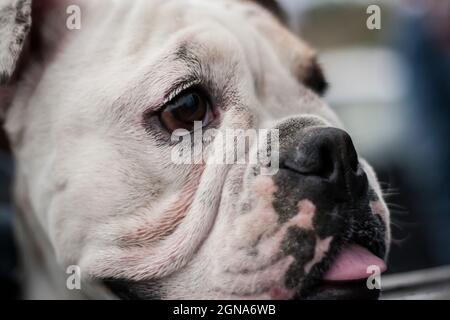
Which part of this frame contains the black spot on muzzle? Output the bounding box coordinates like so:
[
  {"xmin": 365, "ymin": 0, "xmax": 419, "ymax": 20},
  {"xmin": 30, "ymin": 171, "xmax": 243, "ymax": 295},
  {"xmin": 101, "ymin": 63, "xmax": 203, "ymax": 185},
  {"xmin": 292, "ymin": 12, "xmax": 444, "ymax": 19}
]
[{"xmin": 281, "ymin": 227, "xmax": 316, "ymax": 289}]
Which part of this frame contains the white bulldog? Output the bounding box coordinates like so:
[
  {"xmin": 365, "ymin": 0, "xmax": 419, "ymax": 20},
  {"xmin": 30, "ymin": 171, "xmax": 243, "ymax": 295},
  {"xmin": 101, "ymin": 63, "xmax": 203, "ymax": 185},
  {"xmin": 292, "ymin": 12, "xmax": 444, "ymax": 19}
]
[{"xmin": 0, "ymin": 0, "xmax": 390, "ymax": 299}]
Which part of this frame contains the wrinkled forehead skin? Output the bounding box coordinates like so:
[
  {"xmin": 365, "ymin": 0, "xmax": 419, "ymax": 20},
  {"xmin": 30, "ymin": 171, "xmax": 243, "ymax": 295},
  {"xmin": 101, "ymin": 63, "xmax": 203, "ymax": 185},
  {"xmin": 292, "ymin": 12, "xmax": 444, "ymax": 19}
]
[{"xmin": 5, "ymin": 0, "xmax": 389, "ymax": 299}]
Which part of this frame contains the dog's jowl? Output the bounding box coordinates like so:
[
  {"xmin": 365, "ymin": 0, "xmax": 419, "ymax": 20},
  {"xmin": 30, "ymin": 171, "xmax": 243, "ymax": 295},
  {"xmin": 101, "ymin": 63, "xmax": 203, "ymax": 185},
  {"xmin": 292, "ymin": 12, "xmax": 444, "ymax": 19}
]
[{"xmin": 0, "ymin": 0, "xmax": 390, "ymax": 299}]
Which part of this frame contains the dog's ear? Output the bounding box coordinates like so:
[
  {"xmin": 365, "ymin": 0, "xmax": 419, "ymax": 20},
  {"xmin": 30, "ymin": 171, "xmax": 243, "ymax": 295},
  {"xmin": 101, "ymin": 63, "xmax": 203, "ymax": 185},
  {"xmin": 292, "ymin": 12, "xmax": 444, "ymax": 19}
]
[
  {"xmin": 0, "ymin": 0, "xmax": 32, "ymax": 86},
  {"xmin": 0, "ymin": 0, "xmax": 65, "ymax": 117},
  {"xmin": 0, "ymin": 0, "xmax": 30, "ymax": 150},
  {"xmin": 0, "ymin": 0, "xmax": 32, "ymax": 124}
]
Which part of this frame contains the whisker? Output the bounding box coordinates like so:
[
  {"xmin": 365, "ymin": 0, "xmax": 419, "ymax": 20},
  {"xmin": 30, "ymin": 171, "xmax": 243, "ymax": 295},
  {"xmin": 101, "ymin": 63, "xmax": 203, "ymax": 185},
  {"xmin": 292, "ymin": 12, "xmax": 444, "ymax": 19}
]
[
  {"xmin": 385, "ymin": 203, "xmax": 408, "ymax": 210},
  {"xmin": 387, "ymin": 208, "xmax": 410, "ymax": 216},
  {"xmin": 382, "ymin": 191, "xmax": 400, "ymax": 197},
  {"xmin": 389, "ymin": 234, "xmax": 410, "ymax": 246}
]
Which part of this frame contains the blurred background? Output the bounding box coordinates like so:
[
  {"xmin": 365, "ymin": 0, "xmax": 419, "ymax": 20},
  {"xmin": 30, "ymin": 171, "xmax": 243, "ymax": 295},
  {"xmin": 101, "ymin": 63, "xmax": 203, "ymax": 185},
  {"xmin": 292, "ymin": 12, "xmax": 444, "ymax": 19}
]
[{"xmin": 0, "ymin": 0, "xmax": 449, "ymax": 299}]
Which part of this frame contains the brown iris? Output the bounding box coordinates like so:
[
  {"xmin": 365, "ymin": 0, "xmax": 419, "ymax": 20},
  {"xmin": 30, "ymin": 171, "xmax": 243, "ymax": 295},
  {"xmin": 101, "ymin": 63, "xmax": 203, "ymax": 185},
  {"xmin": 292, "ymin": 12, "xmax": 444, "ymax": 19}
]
[{"xmin": 159, "ymin": 89, "xmax": 211, "ymax": 132}]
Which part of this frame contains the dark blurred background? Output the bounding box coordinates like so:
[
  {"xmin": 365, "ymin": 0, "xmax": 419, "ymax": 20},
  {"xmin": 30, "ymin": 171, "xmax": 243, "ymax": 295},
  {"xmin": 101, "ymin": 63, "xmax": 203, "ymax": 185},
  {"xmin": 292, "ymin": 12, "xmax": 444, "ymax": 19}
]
[{"xmin": 0, "ymin": 0, "xmax": 449, "ymax": 299}]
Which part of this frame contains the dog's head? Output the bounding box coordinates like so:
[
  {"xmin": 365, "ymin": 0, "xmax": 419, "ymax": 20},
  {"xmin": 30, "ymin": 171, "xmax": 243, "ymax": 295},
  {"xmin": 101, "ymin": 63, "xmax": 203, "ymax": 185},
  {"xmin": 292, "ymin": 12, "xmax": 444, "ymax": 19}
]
[{"xmin": 0, "ymin": 0, "xmax": 390, "ymax": 299}]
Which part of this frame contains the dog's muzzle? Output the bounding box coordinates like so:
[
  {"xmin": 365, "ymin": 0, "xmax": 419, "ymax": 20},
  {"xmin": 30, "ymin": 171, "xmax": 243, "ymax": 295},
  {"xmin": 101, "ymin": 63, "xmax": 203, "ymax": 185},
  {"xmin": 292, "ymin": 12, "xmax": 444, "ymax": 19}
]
[{"xmin": 270, "ymin": 126, "xmax": 387, "ymax": 299}]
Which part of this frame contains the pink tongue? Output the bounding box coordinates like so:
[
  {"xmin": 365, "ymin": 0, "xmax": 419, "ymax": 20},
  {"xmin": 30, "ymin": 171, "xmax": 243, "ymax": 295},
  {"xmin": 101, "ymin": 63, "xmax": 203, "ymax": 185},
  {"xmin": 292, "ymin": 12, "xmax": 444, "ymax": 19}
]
[{"xmin": 323, "ymin": 244, "xmax": 386, "ymax": 281}]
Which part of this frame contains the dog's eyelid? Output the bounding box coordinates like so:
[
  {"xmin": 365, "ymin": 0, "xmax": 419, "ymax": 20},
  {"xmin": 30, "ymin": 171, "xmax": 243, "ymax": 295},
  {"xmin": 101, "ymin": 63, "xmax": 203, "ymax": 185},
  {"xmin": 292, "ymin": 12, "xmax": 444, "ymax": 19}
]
[
  {"xmin": 302, "ymin": 59, "xmax": 328, "ymax": 96},
  {"xmin": 162, "ymin": 78, "xmax": 202, "ymax": 106},
  {"xmin": 142, "ymin": 78, "xmax": 202, "ymax": 118}
]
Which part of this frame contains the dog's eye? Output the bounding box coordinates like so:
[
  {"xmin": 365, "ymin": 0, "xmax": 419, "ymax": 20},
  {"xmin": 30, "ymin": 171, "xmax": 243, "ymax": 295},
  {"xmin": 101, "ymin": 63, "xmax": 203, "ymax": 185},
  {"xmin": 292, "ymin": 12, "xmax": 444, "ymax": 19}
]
[{"xmin": 159, "ymin": 88, "xmax": 212, "ymax": 133}]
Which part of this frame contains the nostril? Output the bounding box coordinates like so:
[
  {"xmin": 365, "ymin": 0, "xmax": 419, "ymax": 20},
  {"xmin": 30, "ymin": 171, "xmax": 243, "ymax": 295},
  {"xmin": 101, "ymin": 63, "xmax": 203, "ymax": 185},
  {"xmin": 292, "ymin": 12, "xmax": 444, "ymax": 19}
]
[
  {"xmin": 340, "ymin": 132, "xmax": 359, "ymax": 173},
  {"xmin": 282, "ymin": 143, "xmax": 335, "ymax": 179},
  {"xmin": 315, "ymin": 143, "xmax": 335, "ymax": 179},
  {"xmin": 282, "ymin": 136, "xmax": 338, "ymax": 180},
  {"xmin": 349, "ymin": 153, "xmax": 359, "ymax": 173}
]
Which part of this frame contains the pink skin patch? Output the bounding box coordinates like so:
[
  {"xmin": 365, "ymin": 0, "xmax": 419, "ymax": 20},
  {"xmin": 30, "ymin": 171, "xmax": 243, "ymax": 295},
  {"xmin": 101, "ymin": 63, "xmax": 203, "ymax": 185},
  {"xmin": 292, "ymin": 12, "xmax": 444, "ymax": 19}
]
[
  {"xmin": 304, "ymin": 236, "xmax": 333, "ymax": 273},
  {"xmin": 295, "ymin": 199, "xmax": 316, "ymax": 230},
  {"xmin": 253, "ymin": 176, "xmax": 278, "ymax": 197},
  {"xmin": 269, "ymin": 285, "xmax": 295, "ymax": 300}
]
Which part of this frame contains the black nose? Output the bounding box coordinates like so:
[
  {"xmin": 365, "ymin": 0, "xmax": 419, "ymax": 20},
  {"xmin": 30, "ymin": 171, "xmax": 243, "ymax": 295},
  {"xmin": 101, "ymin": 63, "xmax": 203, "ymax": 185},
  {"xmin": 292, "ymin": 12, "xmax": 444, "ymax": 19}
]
[{"xmin": 281, "ymin": 127, "xmax": 368, "ymax": 199}]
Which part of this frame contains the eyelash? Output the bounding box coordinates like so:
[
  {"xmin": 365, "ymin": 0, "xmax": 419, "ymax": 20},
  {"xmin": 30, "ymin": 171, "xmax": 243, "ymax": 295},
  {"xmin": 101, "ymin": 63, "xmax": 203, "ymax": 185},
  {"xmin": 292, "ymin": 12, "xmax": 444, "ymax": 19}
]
[
  {"xmin": 161, "ymin": 79, "xmax": 202, "ymax": 109},
  {"xmin": 142, "ymin": 79, "xmax": 202, "ymax": 121}
]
